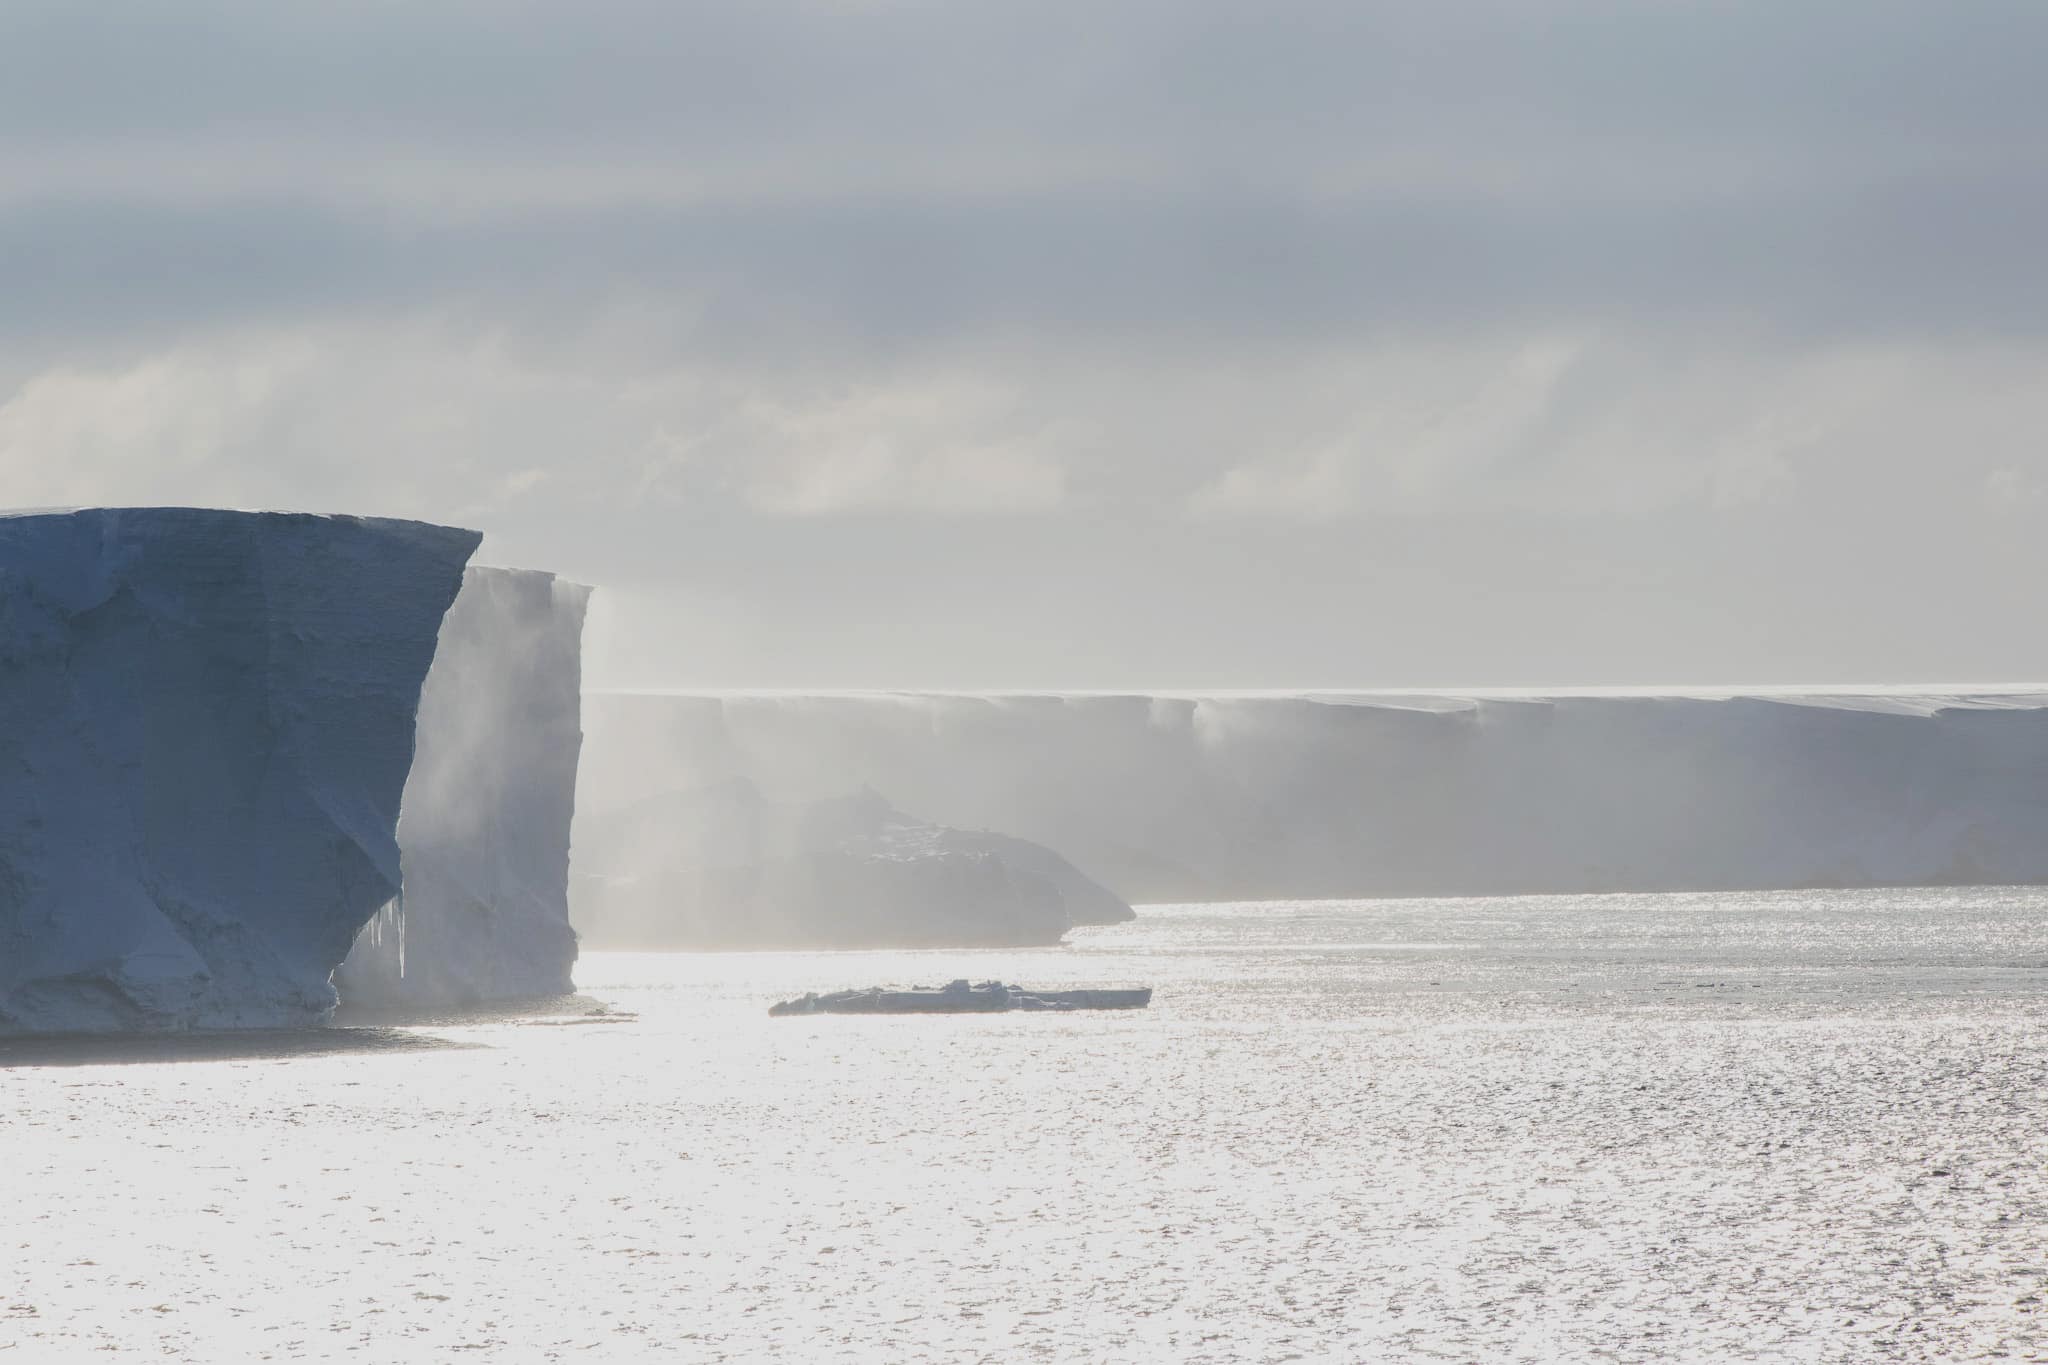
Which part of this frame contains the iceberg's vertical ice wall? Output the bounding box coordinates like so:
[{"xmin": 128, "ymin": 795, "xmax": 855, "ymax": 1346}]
[
  {"xmin": 0, "ymin": 508, "xmax": 478, "ymax": 1033},
  {"xmin": 336, "ymin": 568, "xmax": 591, "ymax": 1008},
  {"xmin": 578, "ymin": 690, "xmax": 2048, "ymax": 905}
]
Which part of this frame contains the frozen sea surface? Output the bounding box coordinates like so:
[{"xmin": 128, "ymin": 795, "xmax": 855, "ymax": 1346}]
[{"xmin": 6, "ymin": 889, "xmax": 2048, "ymax": 1363}]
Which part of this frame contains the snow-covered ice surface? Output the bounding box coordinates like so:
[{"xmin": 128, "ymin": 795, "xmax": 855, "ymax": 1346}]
[
  {"xmin": 575, "ymin": 780, "xmax": 1131, "ymax": 949},
  {"xmin": 0, "ymin": 507, "xmax": 478, "ymax": 1032},
  {"xmin": 337, "ymin": 567, "xmax": 591, "ymax": 1009},
  {"xmin": 582, "ymin": 688, "xmax": 2048, "ymax": 902},
  {"xmin": 6, "ymin": 888, "xmax": 2047, "ymax": 1362}
]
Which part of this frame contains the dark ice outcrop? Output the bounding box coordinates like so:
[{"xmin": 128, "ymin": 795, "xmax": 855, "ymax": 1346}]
[
  {"xmin": 0, "ymin": 508, "xmax": 478, "ymax": 1033},
  {"xmin": 336, "ymin": 567, "xmax": 591, "ymax": 1009},
  {"xmin": 573, "ymin": 780, "xmax": 1130, "ymax": 949}
]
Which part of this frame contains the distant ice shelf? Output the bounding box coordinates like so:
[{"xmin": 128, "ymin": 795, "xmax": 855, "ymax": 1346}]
[
  {"xmin": 579, "ymin": 688, "xmax": 2048, "ymax": 904},
  {"xmin": 0, "ymin": 507, "xmax": 478, "ymax": 1033},
  {"xmin": 336, "ymin": 566, "xmax": 592, "ymax": 1010}
]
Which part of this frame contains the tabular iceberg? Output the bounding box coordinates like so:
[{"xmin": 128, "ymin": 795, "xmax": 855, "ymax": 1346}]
[
  {"xmin": 0, "ymin": 508, "xmax": 478, "ymax": 1033},
  {"xmin": 335, "ymin": 567, "xmax": 591, "ymax": 1009},
  {"xmin": 580, "ymin": 689, "xmax": 2048, "ymax": 903},
  {"xmin": 574, "ymin": 779, "xmax": 1130, "ymax": 949}
]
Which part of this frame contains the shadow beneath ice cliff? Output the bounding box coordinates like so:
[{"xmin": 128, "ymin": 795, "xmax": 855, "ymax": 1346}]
[{"xmin": 0, "ymin": 1026, "xmax": 477, "ymax": 1069}]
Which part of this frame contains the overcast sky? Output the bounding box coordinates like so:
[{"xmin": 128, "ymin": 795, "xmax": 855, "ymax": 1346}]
[{"xmin": 3, "ymin": 0, "xmax": 2044, "ymax": 687}]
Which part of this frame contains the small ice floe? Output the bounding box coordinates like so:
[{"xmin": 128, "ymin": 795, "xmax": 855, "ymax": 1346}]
[{"xmin": 767, "ymin": 979, "xmax": 1152, "ymax": 1016}]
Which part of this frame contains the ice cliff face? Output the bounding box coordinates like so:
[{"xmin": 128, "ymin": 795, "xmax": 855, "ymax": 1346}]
[
  {"xmin": 336, "ymin": 568, "xmax": 591, "ymax": 1009},
  {"xmin": 575, "ymin": 780, "xmax": 1130, "ymax": 949},
  {"xmin": 580, "ymin": 689, "xmax": 2048, "ymax": 903},
  {"xmin": 0, "ymin": 508, "xmax": 478, "ymax": 1033}
]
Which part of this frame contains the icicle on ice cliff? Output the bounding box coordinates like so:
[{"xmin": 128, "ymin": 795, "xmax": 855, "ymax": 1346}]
[
  {"xmin": 0, "ymin": 508, "xmax": 478, "ymax": 1033},
  {"xmin": 578, "ymin": 689, "xmax": 2048, "ymax": 905},
  {"xmin": 335, "ymin": 567, "xmax": 592, "ymax": 1009}
]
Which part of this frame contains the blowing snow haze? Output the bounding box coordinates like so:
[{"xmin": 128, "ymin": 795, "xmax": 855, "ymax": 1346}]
[{"xmin": 3, "ymin": 1, "xmax": 2045, "ymax": 687}]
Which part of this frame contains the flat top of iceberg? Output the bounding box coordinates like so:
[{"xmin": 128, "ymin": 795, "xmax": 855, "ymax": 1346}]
[
  {"xmin": 0, "ymin": 505, "xmax": 466, "ymax": 533},
  {"xmin": 591, "ymin": 685, "xmax": 2048, "ymax": 719}
]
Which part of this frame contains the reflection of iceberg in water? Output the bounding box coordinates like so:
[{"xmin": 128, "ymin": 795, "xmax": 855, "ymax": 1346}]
[
  {"xmin": 580, "ymin": 688, "xmax": 2048, "ymax": 904},
  {"xmin": 0, "ymin": 507, "xmax": 477, "ymax": 1034},
  {"xmin": 337, "ymin": 567, "xmax": 592, "ymax": 1009}
]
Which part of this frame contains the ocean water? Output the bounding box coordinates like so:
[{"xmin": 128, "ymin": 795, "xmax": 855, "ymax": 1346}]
[{"xmin": 6, "ymin": 889, "xmax": 2048, "ymax": 1363}]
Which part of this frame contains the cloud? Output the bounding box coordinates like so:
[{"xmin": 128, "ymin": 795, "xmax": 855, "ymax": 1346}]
[
  {"xmin": 0, "ymin": 321, "xmax": 1081, "ymax": 528},
  {"xmin": 2, "ymin": 2, "xmax": 2046, "ymax": 353},
  {"xmin": 5, "ymin": 2, "xmax": 2043, "ymax": 186},
  {"xmin": 1187, "ymin": 453, "xmax": 1353, "ymax": 522},
  {"xmin": 3, "ymin": 1, "xmax": 2047, "ymax": 684},
  {"xmin": 742, "ymin": 439, "xmax": 1070, "ymax": 519},
  {"xmin": 1985, "ymin": 465, "xmax": 2046, "ymax": 513},
  {"xmin": 5, "ymin": 320, "xmax": 2042, "ymax": 530}
]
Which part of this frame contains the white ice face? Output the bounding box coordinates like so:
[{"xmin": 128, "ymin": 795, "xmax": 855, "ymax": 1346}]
[{"xmin": 335, "ymin": 567, "xmax": 592, "ymax": 1010}]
